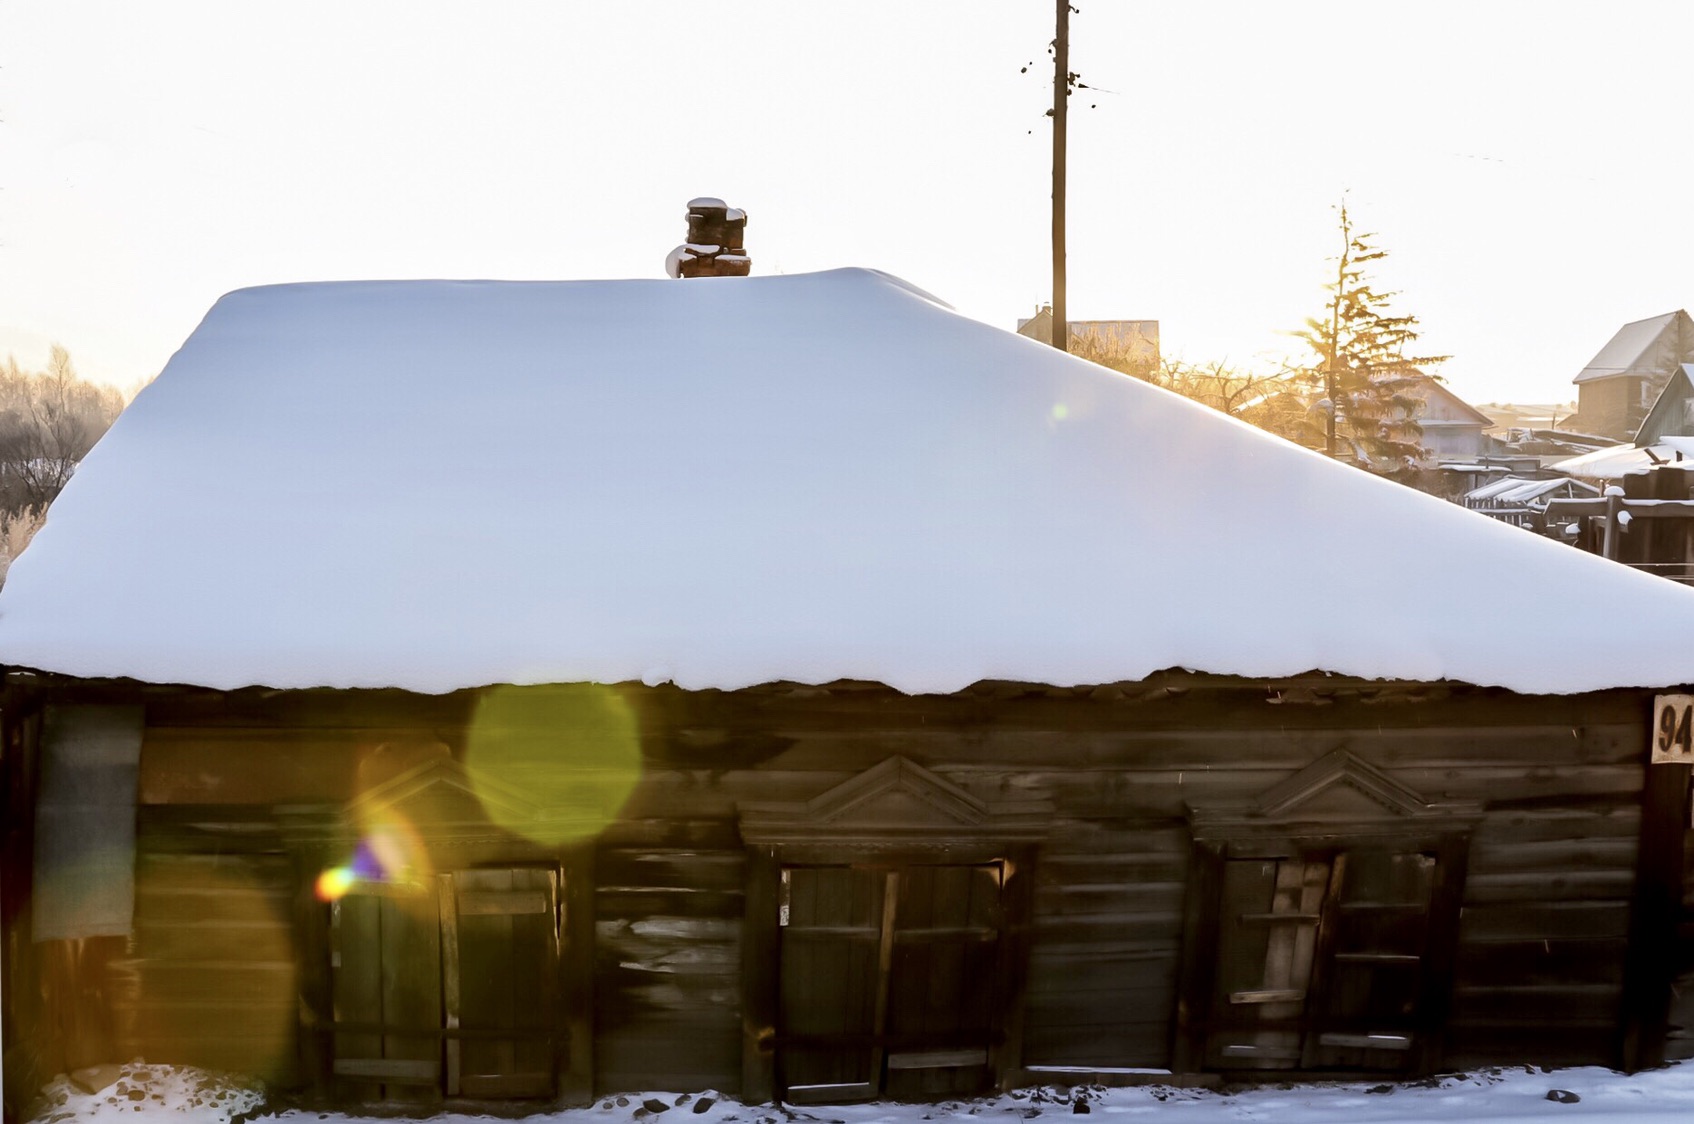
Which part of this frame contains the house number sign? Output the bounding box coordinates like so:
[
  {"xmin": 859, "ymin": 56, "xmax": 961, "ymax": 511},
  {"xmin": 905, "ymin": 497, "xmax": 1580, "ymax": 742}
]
[{"xmin": 1652, "ymin": 694, "xmax": 1694, "ymax": 764}]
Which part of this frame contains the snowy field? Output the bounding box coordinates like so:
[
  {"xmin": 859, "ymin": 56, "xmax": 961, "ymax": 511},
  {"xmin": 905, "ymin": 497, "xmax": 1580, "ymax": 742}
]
[{"xmin": 24, "ymin": 1062, "xmax": 1694, "ymax": 1124}]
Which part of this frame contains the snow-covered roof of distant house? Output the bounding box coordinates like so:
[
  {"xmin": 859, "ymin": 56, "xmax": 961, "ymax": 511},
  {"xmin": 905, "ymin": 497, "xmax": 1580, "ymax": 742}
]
[
  {"xmin": 1465, "ymin": 477, "xmax": 1536, "ymax": 504},
  {"xmin": 7, "ymin": 268, "xmax": 1694, "ymax": 696},
  {"xmin": 1406, "ymin": 377, "xmax": 1493, "ymax": 427},
  {"xmin": 1550, "ymin": 436, "xmax": 1694, "ymax": 480},
  {"xmin": 1573, "ymin": 310, "xmax": 1694, "ymax": 384},
  {"xmin": 1466, "ymin": 477, "xmax": 1598, "ymax": 506}
]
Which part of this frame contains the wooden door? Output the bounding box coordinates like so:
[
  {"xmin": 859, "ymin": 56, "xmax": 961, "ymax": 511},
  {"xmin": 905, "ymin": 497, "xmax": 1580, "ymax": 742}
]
[{"xmin": 778, "ymin": 863, "xmax": 1002, "ymax": 1103}]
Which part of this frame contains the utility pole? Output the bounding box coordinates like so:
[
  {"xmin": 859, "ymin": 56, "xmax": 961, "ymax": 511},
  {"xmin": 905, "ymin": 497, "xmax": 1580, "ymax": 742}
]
[
  {"xmin": 1050, "ymin": 0, "xmax": 1069, "ymax": 354},
  {"xmin": 1324, "ymin": 206, "xmax": 1348, "ymax": 458}
]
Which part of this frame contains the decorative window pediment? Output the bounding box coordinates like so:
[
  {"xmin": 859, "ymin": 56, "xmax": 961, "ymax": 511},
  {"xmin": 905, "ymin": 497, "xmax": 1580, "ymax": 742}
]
[
  {"xmin": 1189, "ymin": 749, "xmax": 1481, "ymax": 836},
  {"xmin": 345, "ymin": 755, "xmax": 544, "ymax": 831},
  {"xmin": 281, "ymin": 753, "xmax": 568, "ymax": 849},
  {"xmin": 739, "ymin": 756, "xmax": 1052, "ymax": 845}
]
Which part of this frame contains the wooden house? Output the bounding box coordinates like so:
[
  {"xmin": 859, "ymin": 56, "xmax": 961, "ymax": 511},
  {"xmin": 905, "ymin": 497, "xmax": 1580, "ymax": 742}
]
[
  {"xmin": 1405, "ymin": 376, "xmax": 1494, "ymax": 464},
  {"xmin": 7, "ymin": 270, "xmax": 1694, "ymax": 1115},
  {"xmin": 1633, "ymin": 365, "xmax": 1694, "ymax": 448},
  {"xmin": 1567, "ymin": 311, "xmax": 1694, "ymax": 442}
]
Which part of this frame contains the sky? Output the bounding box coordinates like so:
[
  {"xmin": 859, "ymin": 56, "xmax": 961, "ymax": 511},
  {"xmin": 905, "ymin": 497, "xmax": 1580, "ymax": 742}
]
[{"xmin": 3, "ymin": 1, "xmax": 1692, "ymax": 407}]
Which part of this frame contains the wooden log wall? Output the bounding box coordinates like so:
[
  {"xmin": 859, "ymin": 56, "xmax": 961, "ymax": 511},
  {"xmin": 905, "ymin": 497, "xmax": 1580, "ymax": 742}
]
[
  {"xmin": 36, "ymin": 674, "xmax": 1676, "ymax": 1093},
  {"xmin": 593, "ymin": 847, "xmax": 744, "ymax": 1092},
  {"xmin": 1671, "ymin": 824, "xmax": 1694, "ymax": 1061},
  {"xmin": 1023, "ymin": 825, "xmax": 1186, "ymax": 1068},
  {"xmin": 1449, "ymin": 807, "xmax": 1637, "ymax": 1066},
  {"xmin": 115, "ymin": 812, "xmax": 298, "ymax": 1083},
  {"xmin": 626, "ymin": 680, "xmax": 1654, "ymax": 1076}
]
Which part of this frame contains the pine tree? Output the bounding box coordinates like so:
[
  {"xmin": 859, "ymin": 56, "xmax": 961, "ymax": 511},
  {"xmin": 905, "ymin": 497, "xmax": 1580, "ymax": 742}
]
[{"xmin": 1293, "ymin": 202, "xmax": 1447, "ymax": 474}]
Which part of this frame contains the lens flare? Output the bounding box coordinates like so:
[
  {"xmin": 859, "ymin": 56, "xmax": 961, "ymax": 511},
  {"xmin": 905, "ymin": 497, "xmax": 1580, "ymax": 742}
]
[
  {"xmin": 315, "ymin": 812, "xmax": 431, "ymax": 900},
  {"xmin": 315, "ymin": 866, "xmax": 356, "ymax": 902},
  {"xmin": 465, "ymin": 683, "xmax": 643, "ymax": 845}
]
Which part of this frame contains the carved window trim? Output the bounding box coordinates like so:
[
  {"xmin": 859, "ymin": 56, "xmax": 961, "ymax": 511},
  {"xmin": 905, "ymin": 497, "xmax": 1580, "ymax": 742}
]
[
  {"xmin": 1176, "ymin": 749, "xmax": 1481, "ymax": 1077},
  {"xmin": 736, "ymin": 757, "xmax": 1053, "ymax": 1103}
]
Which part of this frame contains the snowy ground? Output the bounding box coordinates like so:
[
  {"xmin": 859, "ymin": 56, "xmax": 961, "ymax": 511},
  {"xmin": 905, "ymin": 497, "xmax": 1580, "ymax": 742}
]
[{"xmin": 23, "ymin": 1062, "xmax": 1694, "ymax": 1124}]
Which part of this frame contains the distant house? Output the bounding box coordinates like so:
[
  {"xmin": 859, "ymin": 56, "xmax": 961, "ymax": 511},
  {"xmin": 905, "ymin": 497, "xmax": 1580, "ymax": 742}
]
[
  {"xmin": 1544, "ymin": 366, "xmax": 1694, "ymax": 578},
  {"xmin": 1016, "ymin": 308, "xmax": 1158, "ymax": 377},
  {"xmin": 1550, "ymin": 365, "xmax": 1694, "ymax": 483},
  {"xmin": 1405, "ymin": 376, "xmax": 1494, "ymax": 462},
  {"xmin": 9, "ymin": 271, "xmax": 1694, "ymax": 1113},
  {"xmin": 1473, "ymin": 402, "xmax": 1579, "ymax": 433},
  {"xmin": 1568, "ymin": 311, "xmax": 1694, "ymax": 441},
  {"xmin": 1634, "ymin": 364, "xmax": 1694, "ymax": 446}
]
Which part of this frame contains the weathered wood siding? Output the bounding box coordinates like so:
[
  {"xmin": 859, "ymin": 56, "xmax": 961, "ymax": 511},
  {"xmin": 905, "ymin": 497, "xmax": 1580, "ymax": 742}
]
[
  {"xmin": 660, "ymin": 683, "xmax": 1650, "ymax": 1074},
  {"xmin": 27, "ymin": 676, "xmax": 1667, "ymax": 1092},
  {"xmin": 1451, "ymin": 807, "xmax": 1638, "ymax": 1066},
  {"xmin": 116, "ymin": 816, "xmax": 297, "ymax": 1082},
  {"xmin": 593, "ymin": 845, "xmax": 744, "ymax": 1092},
  {"xmin": 1024, "ymin": 826, "xmax": 1186, "ymax": 1068},
  {"xmin": 1671, "ymin": 828, "xmax": 1694, "ymax": 1061}
]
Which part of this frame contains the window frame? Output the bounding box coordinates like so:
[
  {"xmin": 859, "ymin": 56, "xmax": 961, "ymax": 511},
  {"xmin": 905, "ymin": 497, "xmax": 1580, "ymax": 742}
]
[
  {"xmin": 1175, "ymin": 750, "xmax": 1480, "ymax": 1077},
  {"xmin": 736, "ymin": 757, "xmax": 1051, "ymax": 1103}
]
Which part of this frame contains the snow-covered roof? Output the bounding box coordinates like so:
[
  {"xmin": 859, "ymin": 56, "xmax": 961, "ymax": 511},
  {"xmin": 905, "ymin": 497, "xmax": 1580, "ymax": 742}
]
[
  {"xmin": 7, "ymin": 268, "xmax": 1694, "ymax": 696},
  {"xmin": 1573, "ymin": 310, "xmax": 1694, "ymax": 384},
  {"xmin": 1550, "ymin": 436, "xmax": 1694, "ymax": 480},
  {"xmin": 1466, "ymin": 477, "xmax": 1597, "ymax": 506},
  {"xmin": 1399, "ymin": 374, "xmax": 1492, "ymax": 429}
]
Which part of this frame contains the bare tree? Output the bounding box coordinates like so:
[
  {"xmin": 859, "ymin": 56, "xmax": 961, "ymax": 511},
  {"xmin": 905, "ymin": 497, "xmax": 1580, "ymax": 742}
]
[
  {"xmin": 0, "ymin": 346, "xmax": 125, "ymax": 514},
  {"xmin": 0, "ymin": 505, "xmax": 46, "ymax": 588},
  {"xmin": 1074, "ymin": 336, "xmax": 1317, "ymax": 442}
]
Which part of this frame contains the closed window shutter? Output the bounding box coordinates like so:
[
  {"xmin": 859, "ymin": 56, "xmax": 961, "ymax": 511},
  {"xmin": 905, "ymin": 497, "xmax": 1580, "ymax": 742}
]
[
  {"xmin": 330, "ymin": 867, "xmax": 559, "ymax": 1101},
  {"xmin": 778, "ymin": 863, "xmax": 1005, "ymax": 1102},
  {"xmin": 450, "ymin": 868, "xmax": 559, "ymax": 1098},
  {"xmin": 1306, "ymin": 851, "xmax": 1435, "ymax": 1069}
]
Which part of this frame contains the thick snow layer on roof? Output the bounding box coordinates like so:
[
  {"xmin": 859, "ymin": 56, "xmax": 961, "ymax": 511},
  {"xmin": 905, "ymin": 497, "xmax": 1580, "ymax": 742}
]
[
  {"xmin": 1573, "ymin": 309, "xmax": 1693, "ymax": 384},
  {"xmin": 1551, "ymin": 436, "xmax": 1694, "ymax": 480},
  {"xmin": 7, "ymin": 268, "xmax": 1694, "ymax": 696}
]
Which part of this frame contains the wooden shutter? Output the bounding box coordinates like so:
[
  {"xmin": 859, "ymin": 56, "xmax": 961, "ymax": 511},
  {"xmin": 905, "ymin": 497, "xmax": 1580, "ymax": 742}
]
[
  {"xmin": 778, "ymin": 863, "xmax": 1004, "ymax": 1102},
  {"xmin": 330, "ymin": 867, "xmax": 560, "ymax": 1102},
  {"xmin": 1203, "ymin": 849, "xmax": 1443, "ymax": 1073},
  {"xmin": 778, "ymin": 866, "xmax": 888, "ymax": 1103},
  {"xmin": 330, "ymin": 881, "xmax": 444, "ymax": 1104},
  {"xmin": 1304, "ymin": 850, "xmax": 1435, "ymax": 1070},
  {"xmin": 882, "ymin": 863, "xmax": 1002, "ymax": 1098},
  {"xmin": 446, "ymin": 868, "xmax": 559, "ymax": 1098}
]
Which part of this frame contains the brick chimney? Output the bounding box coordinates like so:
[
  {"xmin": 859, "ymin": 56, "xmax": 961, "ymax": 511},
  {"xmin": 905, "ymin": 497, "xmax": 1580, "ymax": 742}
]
[{"xmin": 666, "ymin": 198, "xmax": 750, "ymax": 278}]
